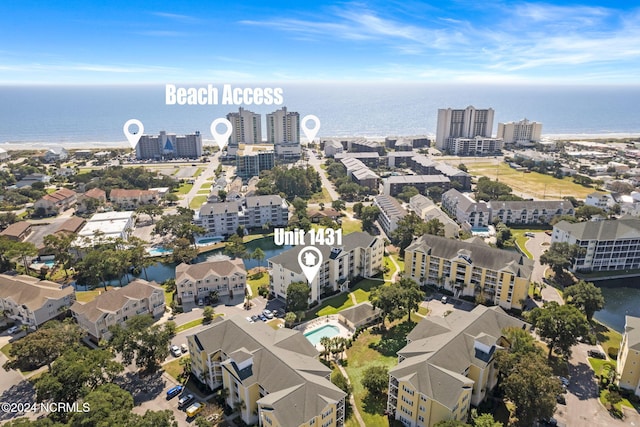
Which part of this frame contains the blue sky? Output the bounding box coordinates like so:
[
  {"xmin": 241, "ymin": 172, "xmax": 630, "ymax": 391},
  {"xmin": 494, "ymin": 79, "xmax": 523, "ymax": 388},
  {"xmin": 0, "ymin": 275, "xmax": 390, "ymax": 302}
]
[{"xmin": 2, "ymin": 0, "xmax": 640, "ymax": 84}]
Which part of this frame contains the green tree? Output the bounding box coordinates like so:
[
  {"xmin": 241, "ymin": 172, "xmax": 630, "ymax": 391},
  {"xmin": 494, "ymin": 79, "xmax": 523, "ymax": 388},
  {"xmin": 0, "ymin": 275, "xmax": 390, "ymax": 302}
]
[
  {"xmin": 575, "ymin": 204, "xmax": 606, "ymax": 220},
  {"xmin": 331, "ymin": 370, "xmax": 352, "ymax": 396},
  {"xmin": 369, "ymin": 284, "xmax": 404, "ymax": 326},
  {"xmin": 284, "ymin": 311, "xmax": 297, "ymax": 327},
  {"xmin": 391, "ymin": 213, "xmax": 429, "ymax": 255},
  {"xmin": 398, "ymin": 277, "xmax": 425, "ymax": 320},
  {"xmin": 43, "ymin": 232, "xmax": 76, "ymax": 279},
  {"xmin": 471, "ymin": 412, "xmax": 502, "ymax": 427},
  {"xmin": 251, "ymin": 247, "xmax": 265, "ymax": 268},
  {"xmin": 563, "ymin": 280, "xmax": 605, "ymax": 321},
  {"xmin": 458, "ymin": 163, "xmax": 468, "ymax": 172},
  {"xmin": 135, "ymin": 204, "xmax": 163, "ymax": 223},
  {"xmin": 434, "ymin": 421, "xmax": 470, "ymax": 427},
  {"xmin": 539, "ymin": 242, "xmax": 586, "ymax": 281},
  {"xmin": 170, "ymin": 237, "xmax": 199, "ymax": 264},
  {"xmin": 108, "ymin": 314, "xmax": 172, "ymax": 373},
  {"xmin": 424, "ymin": 218, "xmax": 445, "ymax": 237},
  {"xmin": 360, "ymin": 205, "xmax": 380, "ymax": 232},
  {"xmin": 203, "ymin": 306, "xmax": 215, "ymax": 323},
  {"xmin": 528, "ymin": 301, "xmax": 589, "ymax": 359},
  {"xmin": 397, "ymin": 186, "xmax": 419, "ymax": 203},
  {"xmin": 224, "ymin": 233, "xmax": 248, "ymax": 259},
  {"xmin": 331, "ymin": 200, "xmax": 346, "ymax": 211},
  {"xmin": 495, "ymin": 222, "xmax": 513, "ymax": 249},
  {"xmin": 6, "ymin": 240, "xmax": 38, "ymax": 273},
  {"xmin": 502, "ymin": 356, "xmax": 563, "ymax": 427},
  {"xmin": 286, "ymin": 281, "xmax": 311, "ymax": 312},
  {"xmin": 353, "ymin": 202, "xmax": 364, "ymax": 218},
  {"xmin": 67, "ymin": 382, "xmax": 134, "ymax": 426},
  {"xmin": 361, "ymin": 365, "xmax": 389, "ymax": 395}
]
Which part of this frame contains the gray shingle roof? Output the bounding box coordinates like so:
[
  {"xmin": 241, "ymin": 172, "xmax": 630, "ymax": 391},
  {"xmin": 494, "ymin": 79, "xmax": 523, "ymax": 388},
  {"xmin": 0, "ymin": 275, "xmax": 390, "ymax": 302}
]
[
  {"xmin": 176, "ymin": 259, "xmax": 246, "ymax": 282},
  {"xmin": 554, "ymin": 218, "xmax": 640, "ymax": 241},
  {"xmin": 0, "ymin": 274, "xmax": 73, "ymax": 312},
  {"xmin": 624, "ymin": 315, "xmax": 640, "ymax": 351}
]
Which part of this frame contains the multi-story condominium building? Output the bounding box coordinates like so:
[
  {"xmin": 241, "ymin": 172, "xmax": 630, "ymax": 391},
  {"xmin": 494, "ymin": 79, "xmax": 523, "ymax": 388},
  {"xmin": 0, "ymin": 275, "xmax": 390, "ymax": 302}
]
[
  {"xmin": 76, "ymin": 188, "xmax": 107, "ymax": 213},
  {"xmin": 585, "ymin": 191, "xmax": 615, "ymax": 211},
  {"xmin": 405, "ymin": 234, "xmax": 532, "ymax": 309},
  {"xmin": 70, "ymin": 279, "xmax": 165, "ymax": 342},
  {"xmin": 409, "ymin": 156, "xmax": 472, "ymax": 191},
  {"xmin": 187, "ymin": 316, "xmax": 346, "ymax": 426},
  {"xmin": 348, "ymin": 139, "xmax": 386, "ymax": 155},
  {"xmin": 441, "ymin": 189, "xmax": 490, "ymax": 229},
  {"xmin": 436, "ymin": 106, "xmax": 495, "ymax": 154},
  {"xmin": 227, "ymin": 107, "xmax": 262, "ymax": 144},
  {"xmin": 387, "ymin": 305, "xmax": 528, "ymax": 427},
  {"xmin": 33, "ymin": 188, "xmax": 77, "ymax": 216},
  {"xmin": 383, "ymin": 175, "xmax": 451, "ymax": 198},
  {"xmin": 617, "ymin": 315, "xmax": 640, "ymax": 396},
  {"xmin": 385, "ymin": 136, "xmax": 432, "ymax": 150},
  {"xmin": 109, "ymin": 188, "xmax": 159, "ymax": 210},
  {"xmin": 0, "ymin": 274, "xmax": 75, "ymax": 329},
  {"xmin": 176, "ymin": 259, "xmax": 246, "ymax": 306},
  {"xmin": 409, "ymin": 195, "xmax": 460, "ymax": 238},
  {"xmin": 387, "ymin": 152, "xmax": 415, "ymax": 168},
  {"xmin": 551, "ymin": 218, "xmax": 640, "ymax": 273},
  {"xmin": 75, "ymin": 211, "xmax": 135, "ymax": 246},
  {"xmin": 136, "ymin": 130, "xmax": 203, "ymax": 160},
  {"xmin": 266, "ymin": 107, "xmax": 299, "ymax": 144},
  {"xmin": 488, "ymin": 200, "xmax": 574, "ymax": 225},
  {"xmin": 268, "ymin": 232, "xmax": 384, "ymax": 302},
  {"xmin": 195, "ymin": 195, "xmax": 289, "ymax": 237},
  {"xmin": 340, "ymin": 157, "xmax": 380, "ymax": 190},
  {"xmin": 446, "ymin": 137, "xmax": 503, "ymax": 156},
  {"xmin": 374, "ymin": 195, "xmax": 407, "ymax": 235},
  {"xmin": 496, "ymin": 118, "xmax": 543, "ymax": 146},
  {"xmin": 323, "ymin": 139, "xmax": 344, "ymax": 157},
  {"xmin": 334, "ymin": 152, "xmax": 380, "ymax": 168},
  {"xmin": 236, "ymin": 149, "xmax": 275, "ymax": 179}
]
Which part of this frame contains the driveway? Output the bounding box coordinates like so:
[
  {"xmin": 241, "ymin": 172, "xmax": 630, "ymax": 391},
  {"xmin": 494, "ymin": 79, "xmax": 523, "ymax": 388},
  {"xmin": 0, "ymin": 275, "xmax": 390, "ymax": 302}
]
[{"xmin": 525, "ymin": 231, "xmax": 563, "ymax": 305}]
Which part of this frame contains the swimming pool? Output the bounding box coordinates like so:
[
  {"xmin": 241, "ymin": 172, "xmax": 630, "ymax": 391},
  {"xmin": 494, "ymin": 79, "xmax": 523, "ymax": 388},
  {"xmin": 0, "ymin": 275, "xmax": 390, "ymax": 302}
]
[
  {"xmin": 146, "ymin": 247, "xmax": 173, "ymax": 257},
  {"xmin": 196, "ymin": 236, "xmax": 224, "ymax": 246},
  {"xmin": 304, "ymin": 324, "xmax": 341, "ymax": 346}
]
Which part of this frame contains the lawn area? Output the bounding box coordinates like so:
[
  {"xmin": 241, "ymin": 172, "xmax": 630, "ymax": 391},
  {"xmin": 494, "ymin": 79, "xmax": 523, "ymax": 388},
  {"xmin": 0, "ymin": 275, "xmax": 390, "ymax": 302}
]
[
  {"xmin": 266, "ymin": 318, "xmax": 283, "ymax": 330},
  {"xmin": 176, "ymin": 318, "xmax": 205, "ymax": 333},
  {"xmin": 341, "ymin": 218, "xmax": 363, "ymax": 235},
  {"xmin": 75, "ymin": 286, "xmax": 115, "ymax": 303},
  {"xmin": 196, "ymin": 190, "xmax": 210, "ymax": 195},
  {"xmin": 1, "ymin": 342, "xmax": 12, "ymax": 359},
  {"xmin": 344, "ymin": 321, "xmax": 415, "ymax": 427},
  {"xmin": 511, "ymin": 230, "xmax": 533, "ymax": 259},
  {"xmin": 193, "ymin": 167, "xmax": 204, "ymax": 178},
  {"xmin": 243, "ymin": 232, "xmax": 274, "ymax": 243},
  {"xmin": 310, "ymin": 279, "xmax": 382, "ymax": 318},
  {"xmin": 189, "ymin": 195, "xmax": 207, "ymax": 209},
  {"xmin": 163, "ymin": 357, "xmax": 186, "ymax": 382},
  {"xmin": 164, "ymin": 288, "xmax": 174, "ymax": 306},
  {"xmin": 199, "ymin": 183, "xmax": 211, "ymax": 189},
  {"xmin": 309, "ymin": 187, "xmax": 333, "ymax": 204},
  {"xmin": 594, "ymin": 322, "xmax": 623, "ymax": 355},
  {"xmin": 247, "ymin": 271, "xmax": 269, "ymax": 298},
  {"xmin": 467, "ymin": 162, "xmax": 597, "ymax": 199},
  {"xmin": 383, "ymin": 256, "xmax": 398, "ymax": 281},
  {"xmin": 175, "ymin": 183, "xmax": 193, "ymax": 195}
]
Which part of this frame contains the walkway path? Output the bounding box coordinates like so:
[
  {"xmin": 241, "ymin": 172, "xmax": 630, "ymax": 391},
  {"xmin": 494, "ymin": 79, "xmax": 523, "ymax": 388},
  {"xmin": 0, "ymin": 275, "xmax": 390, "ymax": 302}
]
[
  {"xmin": 336, "ymin": 363, "xmax": 365, "ymax": 427},
  {"xmin": 524, "ymin": 231, "xmax": 563, "ymax": 305}
]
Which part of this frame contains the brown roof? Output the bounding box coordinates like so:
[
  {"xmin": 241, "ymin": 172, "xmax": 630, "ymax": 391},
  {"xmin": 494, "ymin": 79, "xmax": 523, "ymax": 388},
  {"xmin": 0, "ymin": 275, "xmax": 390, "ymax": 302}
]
[
  {"xmin": 70, "ymin": 279, "xmax": 163, "ymax": 322},
  {"xmin": 176, "ymin": 259, "xmax": 246, "ymax": 282},
  {"xmin": 109, "ymin": 188, "xmax": 158, "ymax": 199},
  {"xmin": 41, "ymin": 188, "xmax": 77, "ymax": 203},
  {"xmin": 56, "ymin": 216, "xmax": 86, "ymax": 234},
  {"xmin": 84, "ymin": 188, "xmax": 107, "ymax": 200},
  {"xmin": 0, "ymin": 221, "xmax": 32, "ymax": 238},
  {"xmin": 0, "ymin": 274, "xmax": 74, "ymax": 310},
  {"xmin": 308, "ymin": 208, "xmax": 340, "ymax": 218}
]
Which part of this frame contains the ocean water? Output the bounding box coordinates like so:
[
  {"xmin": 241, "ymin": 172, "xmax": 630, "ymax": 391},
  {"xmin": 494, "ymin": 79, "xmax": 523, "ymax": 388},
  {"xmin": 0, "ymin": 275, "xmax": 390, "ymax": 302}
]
[{"xmin": 2, "ymin": 83, "xmax": 640, "ymax": 146}]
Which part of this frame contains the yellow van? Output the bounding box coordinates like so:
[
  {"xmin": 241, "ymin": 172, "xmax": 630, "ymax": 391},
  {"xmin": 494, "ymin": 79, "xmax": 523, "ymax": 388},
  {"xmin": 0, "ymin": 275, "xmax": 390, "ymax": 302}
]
[{"xmin": 186, "ymin": 402, "xmax": 205, "ymax": 418}]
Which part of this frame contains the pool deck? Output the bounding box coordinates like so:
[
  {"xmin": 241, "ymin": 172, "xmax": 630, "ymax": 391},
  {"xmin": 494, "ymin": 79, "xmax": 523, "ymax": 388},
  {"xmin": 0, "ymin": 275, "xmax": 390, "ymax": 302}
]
[{"xmin": 297, "ymin": 315, "xmax": 353, "ymax": 351}]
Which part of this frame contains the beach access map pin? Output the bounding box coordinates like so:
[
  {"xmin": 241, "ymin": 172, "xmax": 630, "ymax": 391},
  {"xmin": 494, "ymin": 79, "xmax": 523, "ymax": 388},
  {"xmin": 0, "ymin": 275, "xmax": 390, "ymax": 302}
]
[
  {"xmin": 210, "ymin": 118, "xmax": 233, "ymax": 150},
  {"xmin": 301, "ymin": 115, "xmax": 320, "ymax": 143},
  {"xmin": 298, "ymin": 246, "xmax": 323, "ymax": 284},
  {"xmin": 123, "ymin": 119, "xmax": 144, "ymax": 149}
]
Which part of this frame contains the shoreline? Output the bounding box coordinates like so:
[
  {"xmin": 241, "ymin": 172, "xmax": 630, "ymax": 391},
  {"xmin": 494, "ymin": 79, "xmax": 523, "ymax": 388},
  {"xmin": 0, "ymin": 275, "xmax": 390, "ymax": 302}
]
[{"xmin": 2, "ymin": 132, "xmax": 640, "ymax": 152}]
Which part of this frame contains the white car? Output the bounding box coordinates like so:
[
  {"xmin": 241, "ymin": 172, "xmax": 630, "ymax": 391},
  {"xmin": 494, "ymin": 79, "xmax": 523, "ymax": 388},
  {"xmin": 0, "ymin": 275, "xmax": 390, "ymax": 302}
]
[
  {"xmin": 170, "ymin": 345, "xmax": 182, "ymax": 357},
  {"xmin": 7, "ymin": 326, "xmax": 19, "ymax": 334}
]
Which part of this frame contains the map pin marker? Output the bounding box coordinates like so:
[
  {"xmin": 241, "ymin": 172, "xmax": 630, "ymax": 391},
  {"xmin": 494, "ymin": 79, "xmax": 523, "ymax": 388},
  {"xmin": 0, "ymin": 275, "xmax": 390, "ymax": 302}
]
[
  {"xmin": 210, "ymin": 118, "xmax": 233, "ymax": 151},
  {"xmin": 298, "ymin": 246, "xmax": 323, "ymax": 284},
  {"xmin": 123, "ymin": 119, "xmax": 144, "ymax": 149},
  {"xmin": 301, "ymin": 115, "xmax": 320, "ymax": 143}
]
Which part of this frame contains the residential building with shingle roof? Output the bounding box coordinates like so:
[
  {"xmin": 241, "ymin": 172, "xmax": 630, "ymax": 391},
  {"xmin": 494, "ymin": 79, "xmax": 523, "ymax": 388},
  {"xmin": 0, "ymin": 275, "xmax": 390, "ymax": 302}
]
[
  {"xmin": 0, "ymin": 221, "xmax": 32, "ymax": 241},
  {"xmin": 489, "ymin": 200, "xmax": 574, "ymax": 225},
  {"xmin": 175, "ymin": 259, "xmax": 246, "ymax": 306},
  {"xmin": 405, "ymin": 234, "xmax": 532, "ymax": 310},
  {"xmin": 552, "ymin": 217, "xmax": 640, "ymax": 273},
  {"xmin": 70, "ymin": 279, "xmax": 165, "ymax": 341},
  {"xmin": 617, "ymin": 315, "xmax": 640, "ymax": 396},
  {"xmin": 441, "ymin": 189, "xmax": 490, "ymax": 229},
  {"xmin": 0, "ymin": 274, "xmax": 75, "ymax": 328},
  {"xmin": 109, "ymin": 188, "xmax": 159, "ymax": 210},
  {"xmin": 383, "ymin": 175, "xmax": 451, "ymax": 198},
  {"xmin": 373, "ymin": 194, "xmax": 407, "ymax": 235},
  {"xmin": 34, "ymin": 188, "xmax": 77, "ymax": 216},
  {"xmin": 409, "ymin": 195, "xmax": 460, "ymax": 238},
  {"xmin": 388, "ymin": 305, "xmax": 528, "ymax": 427},
  {"xmin": 187, "ymin": 315, "xmax": 346, "ymax": 427}
]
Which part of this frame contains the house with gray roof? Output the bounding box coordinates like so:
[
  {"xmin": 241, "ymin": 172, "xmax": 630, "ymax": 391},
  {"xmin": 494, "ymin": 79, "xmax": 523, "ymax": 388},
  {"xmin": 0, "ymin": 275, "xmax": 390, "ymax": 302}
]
[
  {"xmin": 374, "ymin": 194, "xmax": 407, "ymax": 235},
  {"xmin": 187, "ymin": 315, "xmax": 346, "ymax": 426},
  {"xmin": 388, "ymin": 305, "xmax": 528, "ymax": 426},
  {"xmin": 552, "ymin": 217, "xmax": 640, "ymax": 273},
  {"xmin": 409, "ymin": 194, "xmax": 460, "ymax": 238},
  {"xmin": 176, "ymin": 259, "xmax": 246, "ymax": 306},
  {"xmin": 441, "ymin": 189, "xmax": 490, "ymax": 229}
]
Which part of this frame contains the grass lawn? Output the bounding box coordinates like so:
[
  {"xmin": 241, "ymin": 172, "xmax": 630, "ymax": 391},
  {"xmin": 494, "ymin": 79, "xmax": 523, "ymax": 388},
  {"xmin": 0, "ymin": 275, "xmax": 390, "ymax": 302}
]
[
  {"xmin": 196, "ymin": 190, "xmax": 210, "ymax": 195},
  {"xmin": 417, "ymin": 306, "xmax": 429, "ymax": 316},
  {"xmin": 310, "ymin": 279, "xmax": 381, "ymax": 318},
  {"xmin": 344, "ymin": 320, "xmax": 415, "ymax": 427},
  {"xmin": 512, "ymin": 231, "xmax": 533, "ymax": 259},
  {"xmin": 266, "ymin": 318, "xmax": 283, "ymax": 330},
  {"xmin": 1, "ymin": 342, "xmax": 12, "ymax": 359},
  {"xmin": 199, "ymin": 183, "xmax": 211, "ymax": 189},
  {"xmin": 243, "ymin": 232, "xmax": 274, "ymax": 243},
  {"xmin": 75, "ymin": 286, "xmax": 115, "ymax": 303},
  {"xmin": 164, "ymin": 288, "xmax": 174, "ymax": 306},
  {"xmin": 309, "ymin": 187, "xmax": 333, "ymax": 204},
  {"xmin": 593, "ymin": 322, "xmax": 622, "ymax": 356},
  {"xmin": 189, "ymin": 195, "xmax": 207, "ymax": 209},
  {"xmin": 247, "ymin": 272, "xmax": 269, "ymax": 298},
  {"xmin": 163, "ymin": 357, "xmax": 186, "ymax": 382},
  {"xmin": 176, "ymin": 318, "xmax": 205, "ymax": 333},
  {"xmin": 383, "ymin": 256, "xmax": 398, "ymax": 281},
  {"xmin": 341, "ymin": 218, "xmax": 363, "ymax": 235},
  {"xmin": 467, "ymin": 162, "xmax": 597, "ymax": 199},
  {"xmin": 175, "ymin": 183, "xmax": 193, "ymax": 195},
  {"xmin": 193, "ymin": 167, "xmax": 204, "ymax": 178}
]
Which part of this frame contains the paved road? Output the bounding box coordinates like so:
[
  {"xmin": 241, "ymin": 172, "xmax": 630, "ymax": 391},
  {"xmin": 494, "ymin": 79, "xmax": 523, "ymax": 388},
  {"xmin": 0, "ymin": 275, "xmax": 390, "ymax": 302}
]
[
  {"xmin": 178, "ymin": 152, "xmax": 220, "ymax": 210},
  {"xmin": 525, "ymin": 231, "xmax": 563, "ymax": 305},
  {"xmin": 307, "ymin": 150, "xmax": 339, "ymax": 201}
]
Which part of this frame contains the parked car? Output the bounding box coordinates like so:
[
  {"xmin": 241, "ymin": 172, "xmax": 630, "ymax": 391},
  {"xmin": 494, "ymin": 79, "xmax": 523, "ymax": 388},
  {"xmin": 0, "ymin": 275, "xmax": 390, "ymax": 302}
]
[
  {"xmin": 246, "ymin": 316, "xmax": 255, "ymax": 324},
  {"xmin": 186, "ymin": 402, "xmax": 205, "ymax": 418},
  {"xmin": 251, "ymin": 315, "xmax": 259, "ymax": 322},
  {"xmin": 263, "ymin": 310, "xmax": 274, "ymax": 319},
  {"xmin": 588, "ymin": 349, "xmax": 606, "ymax": 359},
  {"xmin": 7, "ymin": 326, "xmax": 19, "ymax": 334},
  {"xmin": 181, "ymin": 343, "xmax": 188, "ymax": 353},
  {"xmin": 170, "ymin": 345, "xmax": 182, "ymax": 357},
  {"xmin": 259, "ymin": 314, "xmax": 267, "ymax": 321},
  {"xmin": 166, "ymin": 385, "xmax": 183, "ymax": 399},
  {"xmin": 524, "ymin": 232, "xmax": 535, "ymax": 237},
  {"xmin": 441, "ymin": 296, "xmax": 448, "ymax": 304},
  {"xmin": 178, "ymin": 394, "xmax": 195, "ymax": 409},
  {"xmin": 197, "ymin": 298, "xmax": 204, "ymax": 306},
  {"xmin": 559, "ymin": 376, "xmax": 569, "ymax": 387},
  {"xmin": 556, "ymin": 394, "xmax": 566, "ymax": 405}
]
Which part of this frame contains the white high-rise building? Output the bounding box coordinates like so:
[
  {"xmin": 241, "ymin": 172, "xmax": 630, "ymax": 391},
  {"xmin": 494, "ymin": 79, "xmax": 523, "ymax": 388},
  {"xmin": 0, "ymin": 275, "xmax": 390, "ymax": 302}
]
[
  {"xmin": 497, "ymin": 119, "xmax": 543, "ymax": 145},
  {"xmin": 436, "ymin": 106, "xmax": 495, "ymax": 153},
  {"xmin": 266, "ymin": 107, "xmax": 300, "ymax": 144},
  {"xmin": 227, "ymin": 107, "xmax": 262, "ymax": 144},
  {"xmin": 136, "ymin": 131, "xmax": 202, "ymax": 160}
]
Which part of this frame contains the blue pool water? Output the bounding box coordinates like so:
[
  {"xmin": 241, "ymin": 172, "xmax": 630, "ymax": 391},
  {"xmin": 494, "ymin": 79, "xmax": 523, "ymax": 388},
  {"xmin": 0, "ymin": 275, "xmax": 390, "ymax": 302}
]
[
  {"xmin": 471, "ymin": 227, "xmax": 489, "ymax": 233},
  {"xmin": 147, "ymin": 247, "xmax": 173, "ymax": 257},
  {"xmin": 304, "ymin": 324, "xmax": 341, "ymax": 346},
  {"xmin": 43, "ymin": 260, "xmax": 55, "ymax": 267},
  {"xmin": 196, "ymin": 236, "xmax": 224, "ymax": 245}
]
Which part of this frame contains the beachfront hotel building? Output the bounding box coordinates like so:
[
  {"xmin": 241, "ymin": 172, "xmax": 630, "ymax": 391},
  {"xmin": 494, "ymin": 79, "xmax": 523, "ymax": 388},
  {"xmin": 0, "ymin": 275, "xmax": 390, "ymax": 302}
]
[
  {"xmin": 496, "ymin": 118, "xmax": 543, "ymax": 146},
  {"xmin": 267, "ymin": 107, "xmax": 301, "ymax": 159},
  {"xmin": 268, "ymin": 232, "xmax": 384, "ymax": 303},
  {"xmin": 387, "ymin": 305, "xmax": 528, "ymax": 427},
  {"xmin": 617, "ymin": 315, "xmax": 640, "ymax": 396},
  {"xmin": 435, "ymin": 106, "xmax": 500, "ymax": 155},
  {"xmin": 227, "ymin": 107, "xmax": 262, "ymax": 144},
  {"xmin": 136, "ymin": 130, "xmax": 203, "ymax": 160},
  {"xmin": 551, "ymin": 217, "xmax": 640, "ymax": 273},
  {"xmin": 187, "ymin": 316, "xmax": 346, "ymax": 427},
  {"xmin": 404, "ymin": 234, "xmax": 532, "ymax": 310}
]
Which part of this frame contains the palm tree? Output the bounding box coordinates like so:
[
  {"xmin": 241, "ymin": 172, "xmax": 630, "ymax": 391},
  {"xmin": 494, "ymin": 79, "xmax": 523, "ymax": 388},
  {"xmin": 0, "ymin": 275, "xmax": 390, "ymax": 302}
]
[
  {"xmin": 319, "ymin": 336, "xmax": 331, "ymax": 360},
  {"xmin": 251, "ymin": 248, "xmax": 265, "ymax": 268}
]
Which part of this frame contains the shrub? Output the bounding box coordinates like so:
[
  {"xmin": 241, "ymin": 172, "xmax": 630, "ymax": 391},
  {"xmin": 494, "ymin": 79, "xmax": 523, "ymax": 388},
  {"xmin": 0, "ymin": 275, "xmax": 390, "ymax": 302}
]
[{"xmin": 608, "ymin": 347, "xmax": 619, "ymax": 360}]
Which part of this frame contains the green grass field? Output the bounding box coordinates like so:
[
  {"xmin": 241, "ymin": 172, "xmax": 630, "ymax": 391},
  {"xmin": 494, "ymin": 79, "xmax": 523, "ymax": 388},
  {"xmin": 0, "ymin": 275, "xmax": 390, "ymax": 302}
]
[
  {"xmin": 341, "ymin": 218, "xmax": 362, "ymax": 235},
  {"xmin": 75, "ymin": 287, "xmax": 115, "ymax": 303},
  {"xmin": 193, "ymin": 167, "xmax": 204, "ymax": 178},
  {"xmin": 467, "ymin": 162, "xmax": 597, "ymax": 199},
  {"xmin": 311, "ymin": 279, "xmax": 381, "ymax": 318},
  {"xmin": 189, "ymin": 195, "xmax": 207, "ymax": 209},
  {"xmin": 247, "ymin": 272, "xmax": 269, "ymax": 298},
  {"xmin": 175, "ymin": 183, "xmax": 193, "ymax": 195},
  {"xmin": 309, "ymin": 187, "xmax": 333, "ymax": 204}
]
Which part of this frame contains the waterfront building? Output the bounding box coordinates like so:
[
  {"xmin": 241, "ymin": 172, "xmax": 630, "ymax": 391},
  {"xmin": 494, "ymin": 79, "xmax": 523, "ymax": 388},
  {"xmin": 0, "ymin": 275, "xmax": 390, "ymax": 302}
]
[
  {"xmin": 409, "ymin": 195, "xmax": 460, "ymax": 238},
  {"xmin": 176, "ymin": 259, "xmax": 246, "ymax": 306},
  {"xmin": 387, "ymin": 305, "xmax": 528, "ymax": 427},
  {"xmin": 446, "ymin": 137, "xmax": 503, "ymax": 156},
  {"xmin": 348, "ymin": 139, "xmax": 386, "ymax": 155},
  {"xmin": 0, "ymin": 274, "xmax": 75, "ymax": 329},
  {"xmin": 496, "ymin": 119, "xmax": 543, "ymax": 146},
  {"xmin": 43, "ymin": 146, "xmax": 69, "ymax": 163},
  {"xmin": 227, "ymin": 107, "xmax": 262, "ymax": 144},
  {"xmin": 70, "ymin": 279, "xmax": 164, "ymax": 342},
  {"xmin": 187, "ymin": 316, "xmax": 346, "ymax": 426},
  {"xmin": 441, "ymin": 189, "xmax": 490, "ymax": 229},
  {"xmin": 436, "ymin": 106, "xmax": 496, "ymax": 154},
  {"xmin": 75, "ymin": 211, "xmax": 135, "ymax": 246},
  {"xmin": 551, "ymin": 217, "xmax": 640, "ymax": 273},
  {"xmin": 135, "ymin": 130, "xmax": 203, "ymax": 160},
  {"xmin": 236, "ymin": 149, "xmax": 275, "ymax": 179},
  {"xmin": 267, "ymin": 107, "xmax": 301, "ymax": 160},
  {"xmin": 268, "ymin": 232, "xmax": 384, "ymax": 303},
  {"xmin": 0, "ymin": 147, "xmax": 9, "ymax": 161},
  {"xmin": 404, "ymin": 234, "xmax": 532, "ymax": 310},
  {"xmin": 409, "ymin": 155, "xmax": 472, "ymax": 191},
  {"xmin": 383, "ymin": 175, "xmax": 451, "ymax": 197},
  {"xmin": 488, "ymin": 200, "xmax": 574, "ymax": 225},
  {"xmin": 617, "ymin": 315, "xmax": 640, "ymax": 396},
  {"xmin": 374, "ymin": 194, "xmax": 407, "ymax": 235}
]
